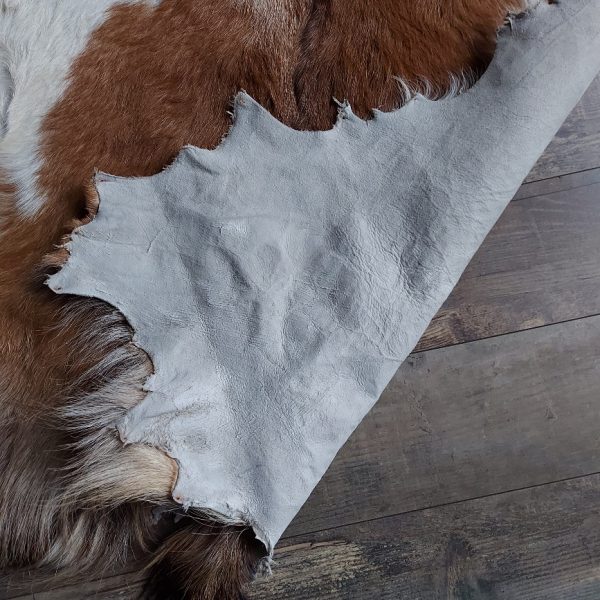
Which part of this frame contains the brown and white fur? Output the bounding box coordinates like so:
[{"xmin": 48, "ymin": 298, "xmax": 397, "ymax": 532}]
[{"xmin": 0, "ymin": 0, "xmax": 537, "ymax": 597}]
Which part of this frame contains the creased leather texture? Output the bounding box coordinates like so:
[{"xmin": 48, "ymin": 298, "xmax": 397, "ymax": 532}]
[{"xmin": 48, "ymin": 0, "xmax": 600, "ymax": 553}]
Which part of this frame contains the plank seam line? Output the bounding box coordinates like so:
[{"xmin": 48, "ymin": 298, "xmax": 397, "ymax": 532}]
[
  {"xmin": 283, "ymin": 469, "xmax": 600, "ymax": 541},
  {"xmin": 516, "ymin": 167, "xmax": 600, "ymax": 202},
  {"xmin": 11, "ymin": 470, "xmax": 600, "ymax": 594},
  {"xmin": 523, "ymin": 164, "xmax": 600, "ymax": 190},
  {"xmin": 416, "ymin": 311, "xmax": 600, "ymax": 355}
]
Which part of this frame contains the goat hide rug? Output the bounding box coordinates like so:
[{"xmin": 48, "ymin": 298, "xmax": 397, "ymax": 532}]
[{"xmin": 49, "ymin": 0, "xmax": 600, "ymax": 555}]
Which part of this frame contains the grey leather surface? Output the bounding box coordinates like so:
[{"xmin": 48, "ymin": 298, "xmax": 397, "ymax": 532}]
[{"xmin": 49, "ymin": 1, "xmax": 600, "ymax": 553}]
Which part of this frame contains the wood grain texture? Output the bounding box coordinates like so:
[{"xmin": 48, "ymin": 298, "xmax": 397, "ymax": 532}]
[
  {"xmin": 4, "ymin": 570, "xmax": 146, "ymax": 600},
  {"xmin": 416, "ymin": 168, "xmax": 600, "ymax": 352},
  {"xmin": 526, "ymin": 75, "xmax": 600, "ymax": 182},
  {"xmin": 1, "ymin": 562, "xmax": 147, "ymax": 600},
  {"xmin": 17, "ymin": 474, "xmax": 600, "ymax": 599},
  {"xmin": 514, "ymin": 166, "xmax": 600, "ymax": 201},
  {"xmin": 250, "ymin": 475, "xmax": 600, "ymax": 599},
  {"xmin": 287, "ymin": 315, "xmax": 600, "ymax": 535},
  {"xmin": 7, "ymin": 315, "xmax": 600, "ymax": 599},
  {"xmin": 415, "ymin": 74, "xmax": 600, "ymax": 352}
]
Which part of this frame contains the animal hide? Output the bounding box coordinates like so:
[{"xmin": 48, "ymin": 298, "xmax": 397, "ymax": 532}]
[
  {"xmin": 48, "ymin": 0, "xmax": 600, "ymax": 555},
  {"xmin": 0, "ymin": 0, "xmax": 161, "ymax": 215},
  {"xmin": 3, "ymin": 1, "xmax": 548, "ymax": 597}
]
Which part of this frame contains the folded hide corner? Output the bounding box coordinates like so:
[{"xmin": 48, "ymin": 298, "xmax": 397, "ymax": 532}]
[{"xmin": 48, "ymin": 0, "xmax": 600, "ymax": 556}]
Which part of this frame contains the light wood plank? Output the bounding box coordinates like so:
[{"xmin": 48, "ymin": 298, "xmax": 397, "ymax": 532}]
[{"xmin": 416, "ymin": 169, "xmax": 600, "ymax": 352}]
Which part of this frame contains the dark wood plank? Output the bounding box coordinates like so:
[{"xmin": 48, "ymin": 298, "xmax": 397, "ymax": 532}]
[
  {"xmin": 415, "ymin": 76, "xmax": 600, "ymax": 355},
  {"xmin": 286, "ymin": 315, "xmax": 600, "ymax": 535},
  {"xmin": 526, "ymin": 75, "xmax": 600, "ymax": 182},
  {"xmin": 250, "ymin": 474, "xmax": 600, "ymax": 599},
  {"xmin": 416, "ymin": 170, "xmax": 600, "ymax": 352},
  {"xmin": 35, "ymin": 474, "xmax": 600, "ymax": 599},
  {"xmin": 4, "ymin": 569, "xmax": 146, "ymax": 600},
  {"xmin": 514, "ymin": 166, "xmax": 600, "ymax": 202},
  {"xmin": 6, "ymin": 316, "xmax": 600, "ymax": 599},
  {"xmin": 2, "ymin": 564, "xmax": 146, "ymax": 600},
  {"xmin": 9, "ymin": 316, "xmax": 600, "ymax": 599}
]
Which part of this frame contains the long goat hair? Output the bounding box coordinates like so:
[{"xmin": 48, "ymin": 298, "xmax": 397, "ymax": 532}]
[{"xmin": 0, "ymin": 0, "xmax": 532, "ymax": 597}]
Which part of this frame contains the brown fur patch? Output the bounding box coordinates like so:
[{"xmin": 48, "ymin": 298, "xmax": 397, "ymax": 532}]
[
  {"xmin": 145, "ymin": 519, "xmax": 265, "ymax": 600},
  {"xmin": 0, "ymin": 0, "xmax": 527, "ymax": 597}
]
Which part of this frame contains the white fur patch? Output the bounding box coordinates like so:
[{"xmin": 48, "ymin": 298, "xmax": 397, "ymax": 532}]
[{"xmin": 0, "ymin": 0, "xmax": 161, "ymax": 216}]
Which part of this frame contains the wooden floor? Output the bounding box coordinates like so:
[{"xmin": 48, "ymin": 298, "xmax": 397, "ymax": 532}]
[{"xmin": 3, "ymin": 76, "xmax": 600, "ymax": 599}]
